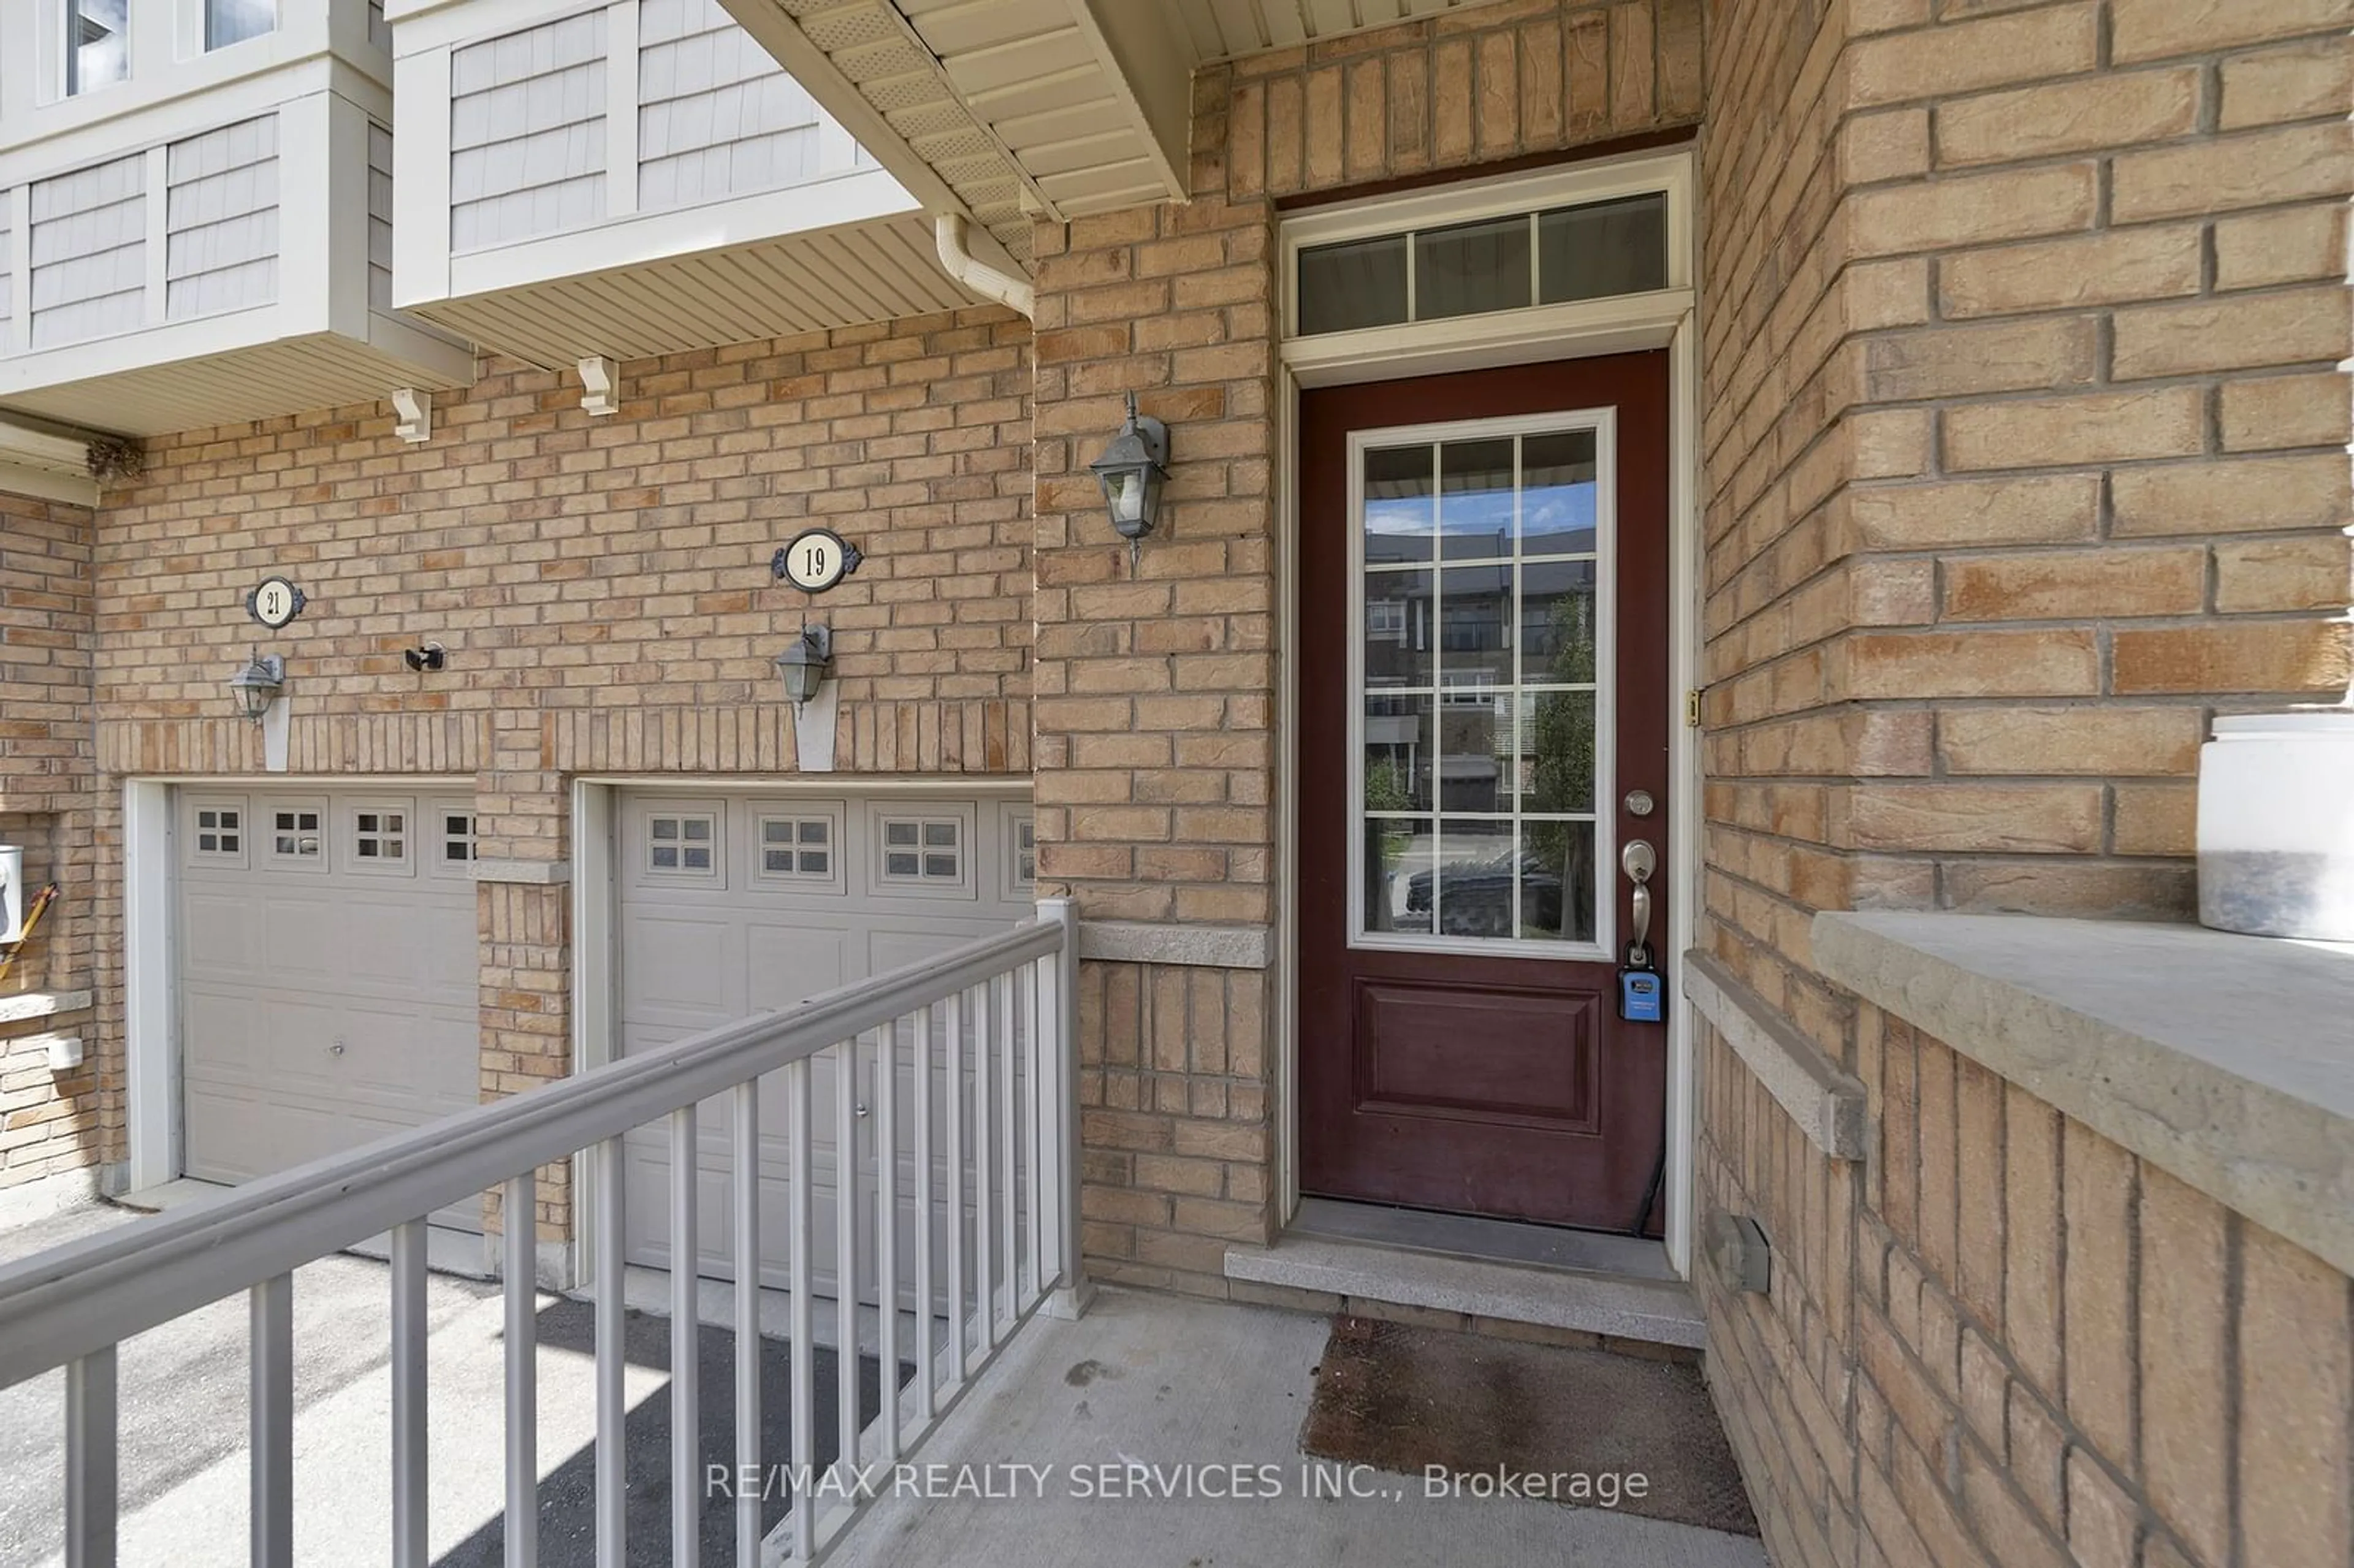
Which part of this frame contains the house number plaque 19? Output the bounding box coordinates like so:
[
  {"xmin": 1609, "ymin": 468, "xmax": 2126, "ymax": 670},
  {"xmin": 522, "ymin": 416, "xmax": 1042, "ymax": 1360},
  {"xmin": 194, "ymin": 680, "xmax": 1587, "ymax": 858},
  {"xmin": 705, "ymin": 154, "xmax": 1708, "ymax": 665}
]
[{"xmin": 773, "ymin": 528, "xmax": 863, "ymax": 594}]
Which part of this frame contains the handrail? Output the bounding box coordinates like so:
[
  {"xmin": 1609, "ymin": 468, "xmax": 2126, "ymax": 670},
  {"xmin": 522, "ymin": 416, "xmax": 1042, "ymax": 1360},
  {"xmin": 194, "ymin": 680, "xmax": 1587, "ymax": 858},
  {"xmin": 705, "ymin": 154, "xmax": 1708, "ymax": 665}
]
[{"xmin": 0, "ymin": 914, "xmax": 1068, "ymax": 1390}]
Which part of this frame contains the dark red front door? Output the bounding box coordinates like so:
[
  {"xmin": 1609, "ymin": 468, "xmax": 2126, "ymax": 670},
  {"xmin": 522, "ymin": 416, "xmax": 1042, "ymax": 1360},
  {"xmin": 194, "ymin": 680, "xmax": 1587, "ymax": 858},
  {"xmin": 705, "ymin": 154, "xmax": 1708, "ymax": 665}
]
[{"xmin": 1298, "ymin": 352, "xmax": 1672, "ymax": 1233}]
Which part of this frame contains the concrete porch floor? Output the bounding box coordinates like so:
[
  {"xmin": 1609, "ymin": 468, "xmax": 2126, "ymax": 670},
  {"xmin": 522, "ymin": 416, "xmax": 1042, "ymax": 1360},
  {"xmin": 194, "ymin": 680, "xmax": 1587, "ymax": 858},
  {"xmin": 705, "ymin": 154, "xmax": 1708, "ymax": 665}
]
[
  {"xmin": 1, "ymin": 1203, "xmax": 1763, "ymax": 1568},
  {"xmin": 830, "ymin": 1287, "xmax": 1766, "ymax": 1568}
]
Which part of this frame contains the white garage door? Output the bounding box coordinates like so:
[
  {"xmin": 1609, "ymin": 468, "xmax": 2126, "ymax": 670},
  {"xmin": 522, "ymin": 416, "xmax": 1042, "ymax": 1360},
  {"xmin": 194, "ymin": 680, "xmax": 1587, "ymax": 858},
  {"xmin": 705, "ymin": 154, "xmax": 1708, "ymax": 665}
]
[
  {"xmin": 616, "ymin": 791, "xmax": 1037, "ymax": 1297},
  {"xmin": 177, "ymin": 788, "xmax": 482, "ymax": 1230}
]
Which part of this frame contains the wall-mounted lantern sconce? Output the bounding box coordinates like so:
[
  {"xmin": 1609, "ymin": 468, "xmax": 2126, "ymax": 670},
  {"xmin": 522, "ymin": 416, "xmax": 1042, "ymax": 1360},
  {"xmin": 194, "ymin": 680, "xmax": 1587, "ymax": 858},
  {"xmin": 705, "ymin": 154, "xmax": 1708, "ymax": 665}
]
[
  {"xmin": 1087, "ymin": 390, "xmax": 1169, "ymax": 571},
  {"xmin": 229, "ymin": 649, "xmax": 286, "ymax": 723},
  {"xmin": 403, "ymin": 642, "xmax": 446, "ymax": 673},
  {"xmin": 774, "ymin": 624, "xmax": 833, "ymax": 709}
]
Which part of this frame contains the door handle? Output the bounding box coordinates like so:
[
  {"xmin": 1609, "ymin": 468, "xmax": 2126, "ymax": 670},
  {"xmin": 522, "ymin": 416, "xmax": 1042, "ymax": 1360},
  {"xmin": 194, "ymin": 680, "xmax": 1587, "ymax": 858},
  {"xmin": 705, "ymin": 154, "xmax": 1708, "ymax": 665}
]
[{"xmin": 1621, "ymin": 839, "xmax": 1656, "ymax": 967}]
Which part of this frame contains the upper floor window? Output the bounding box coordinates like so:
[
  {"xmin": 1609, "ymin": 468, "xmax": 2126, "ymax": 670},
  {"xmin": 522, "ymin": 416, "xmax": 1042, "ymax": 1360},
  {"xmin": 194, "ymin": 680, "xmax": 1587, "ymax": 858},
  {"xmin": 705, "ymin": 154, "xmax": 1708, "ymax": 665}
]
[
  {"xmin": 64, "ymin": 0, "xmax": 129, "ymax": 97},
  {"xmin": 206, "ymin": 0, "xmax": 274, "ymax": 50}
]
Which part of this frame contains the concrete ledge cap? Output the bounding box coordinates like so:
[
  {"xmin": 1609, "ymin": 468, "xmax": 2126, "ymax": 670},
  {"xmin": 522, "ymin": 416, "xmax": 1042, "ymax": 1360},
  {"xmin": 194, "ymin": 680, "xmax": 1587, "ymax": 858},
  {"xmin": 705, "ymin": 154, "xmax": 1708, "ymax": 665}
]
[
  {"xmin": 1683, "ymin": 951, "xmax": 1867, "ymax": 1160},
  {"xmin": 470, "ymin": 859, "xmax": 573, "ymax": 886},
  {"xmin": 1813, "ymin": 911, "xmax": 2354, "ymax": 1279},
  {"xmin": 1078, "ymin": 921, "xmax": 1271, "ymax": 970},
  {"xmin": 0, "ymin": 990, "xmax": 94, "ymax": 1025}
]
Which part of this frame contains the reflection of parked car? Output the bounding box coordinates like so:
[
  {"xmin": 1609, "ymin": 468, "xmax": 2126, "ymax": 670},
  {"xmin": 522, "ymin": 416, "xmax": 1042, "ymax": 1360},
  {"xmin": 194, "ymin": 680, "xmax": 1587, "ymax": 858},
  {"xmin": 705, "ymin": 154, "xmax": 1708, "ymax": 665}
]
[{"xmin": 1405, "ymin": 849, "xmax": 1563, "ymax": 938}]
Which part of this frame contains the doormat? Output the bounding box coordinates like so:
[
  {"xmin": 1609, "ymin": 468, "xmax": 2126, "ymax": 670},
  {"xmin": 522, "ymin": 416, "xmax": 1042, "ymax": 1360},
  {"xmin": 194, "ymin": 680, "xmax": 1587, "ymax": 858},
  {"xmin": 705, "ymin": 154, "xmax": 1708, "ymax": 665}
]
[{"xmin": 1301, "ymin": 1315, "xmax": 1759, "ymax": 1537}]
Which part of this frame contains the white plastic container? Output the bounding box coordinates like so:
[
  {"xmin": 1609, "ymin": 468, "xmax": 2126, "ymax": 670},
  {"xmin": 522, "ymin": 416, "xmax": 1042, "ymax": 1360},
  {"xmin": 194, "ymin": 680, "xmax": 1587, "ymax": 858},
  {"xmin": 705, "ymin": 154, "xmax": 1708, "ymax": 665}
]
[{"xmin": 2197, "ymin": 710, "xmax": 2354, "ymax": 942}]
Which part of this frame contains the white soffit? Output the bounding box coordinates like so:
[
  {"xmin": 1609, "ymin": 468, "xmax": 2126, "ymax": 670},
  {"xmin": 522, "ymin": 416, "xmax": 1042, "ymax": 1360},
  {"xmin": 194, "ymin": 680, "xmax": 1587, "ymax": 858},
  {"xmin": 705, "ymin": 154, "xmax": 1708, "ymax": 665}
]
[
  {"xmin": 1175, "ymin": 0, "xmax": 1500, "ymax": 59},
  {"xmin": 718, "ymin": 0, "xmax": 1202, "ymax": 262},
  {"xmin": 412, "ymin": 213, "xmax": 982, "ymax": 370},
  {"xmin": 0, "ymin": 333, "xmax": 476, "ymax": 441}
]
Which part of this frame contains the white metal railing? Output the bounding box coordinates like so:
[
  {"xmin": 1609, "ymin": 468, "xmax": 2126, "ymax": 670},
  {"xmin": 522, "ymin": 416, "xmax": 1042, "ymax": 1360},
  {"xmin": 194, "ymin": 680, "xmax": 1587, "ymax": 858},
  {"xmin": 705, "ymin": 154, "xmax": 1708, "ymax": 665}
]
[{"xmin": 0, "ymin": 897, "xmax": 1085, "ymax": 1568}]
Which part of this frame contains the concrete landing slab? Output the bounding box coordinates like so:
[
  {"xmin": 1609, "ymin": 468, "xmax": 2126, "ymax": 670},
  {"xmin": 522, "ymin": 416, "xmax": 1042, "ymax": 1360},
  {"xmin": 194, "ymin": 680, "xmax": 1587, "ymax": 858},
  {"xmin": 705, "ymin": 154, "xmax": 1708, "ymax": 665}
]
[{"xmin": 828, "ymin": 1288, "xmax": 1762, "ymax": 1568}]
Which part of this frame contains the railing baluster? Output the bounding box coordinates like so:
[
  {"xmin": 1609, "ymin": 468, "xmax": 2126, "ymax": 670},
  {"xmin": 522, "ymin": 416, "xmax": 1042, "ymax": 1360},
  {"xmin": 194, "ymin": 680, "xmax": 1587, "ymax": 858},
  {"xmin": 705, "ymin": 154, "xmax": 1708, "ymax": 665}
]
[
  {"xmin": 912, "ymin": 1002, "xmax": 936, "ymax": 1423},
  {"xmin": 63, "ymin": 1344, "xmax": 116, "ymax": 1568},
  {"xmin": 834, "ymin": 1037, "xmax": 860, "ymax": 1496},
  {"xmin": 996, "ymin": 971, "xmax": 1016, "ymax": 1343},
  {"xmin": 943, "ymin": 989, "xmax": 967, "ymax": 1390},
  {"xmin": 1025, "ymin": 959, "xmax": 1044, "ymax": 1306},
  {"xmin": 391, "ymin": 1220, "xmax": 429, "ymax": 1568},
  {"xmin": 787, "ymin": 1058, "xmax": 816, "ymax": 1565},
  {"xmin": 1038, "ymin": 900, "xmax": 1080, "ymax": 1311},
  {"xmin": 505, "ymin": 1174, "xmax": 539, "ymax": 1568},
  {"xmin": 670, "ymin": 1107, "xmax": 700, "ymax": 1568},
  {"xmin": 875, "ymin": 1017, "xmax": 901, "ymax": 1464},
  {"xmin": 733, "ymin": 1083, "xmax": 762, "ymax": 1568},
  {"xmin": 594, "ymin": 1138, "xmax": 627, "ymax": 1568},
  {"xmin": 971, "ymin": 984, "xmax": 994, "ymax": 1358},
  {"xmin": 250, "ymin": 1273, "xmax": 294, "ymax": 1568}
]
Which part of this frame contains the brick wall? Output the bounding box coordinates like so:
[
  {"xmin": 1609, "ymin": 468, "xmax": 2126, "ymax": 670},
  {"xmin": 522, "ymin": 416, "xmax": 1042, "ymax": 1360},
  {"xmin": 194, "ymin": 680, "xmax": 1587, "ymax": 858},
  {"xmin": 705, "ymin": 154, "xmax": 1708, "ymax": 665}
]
[
  {"xmin": 1697, "ymin": 1010, "xmax": 2353, "ymax": 1568},
  {"xmin": 0, "ymin": 493, "xmax": 99, "ymax": 1198},
  {"xmin": 1033, "ymin": 0, "xmax": 1704, "ymax": 1295},
  {"xmin": 69, "ymin": 306, "xmax": 1030, "ymax": 1220},
  {"xmin": 1691, "ymin": 0, "xmax": 2354, "ymax": 1563},
  {"xmin": 1698, "ymin": 0, "xmax": 2354, "ymax": 1038}
]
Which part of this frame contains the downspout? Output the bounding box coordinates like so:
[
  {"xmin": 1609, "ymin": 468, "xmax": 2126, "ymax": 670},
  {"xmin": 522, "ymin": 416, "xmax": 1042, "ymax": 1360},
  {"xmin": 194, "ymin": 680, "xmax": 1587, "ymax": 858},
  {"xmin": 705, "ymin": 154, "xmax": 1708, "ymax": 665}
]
[{"xmin": 935, "ymin": 213, "xmax": 1035, "ymax": 319}]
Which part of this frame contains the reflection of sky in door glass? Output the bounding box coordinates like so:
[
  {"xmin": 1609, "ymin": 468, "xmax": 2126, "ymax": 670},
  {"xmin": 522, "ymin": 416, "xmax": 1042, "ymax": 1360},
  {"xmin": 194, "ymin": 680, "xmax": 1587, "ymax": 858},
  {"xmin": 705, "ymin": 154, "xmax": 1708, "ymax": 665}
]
[
  {"xmin": 1440, "ymin": 439, "xmax": 1515, "ymax": 560},
  {"xmin": 1522, "ymin": 430, "xmax": 1598, "ymax": 555},
  {"xmin": 1363, "ymin": 445, "xmax": 1435, "ymax": 565}
]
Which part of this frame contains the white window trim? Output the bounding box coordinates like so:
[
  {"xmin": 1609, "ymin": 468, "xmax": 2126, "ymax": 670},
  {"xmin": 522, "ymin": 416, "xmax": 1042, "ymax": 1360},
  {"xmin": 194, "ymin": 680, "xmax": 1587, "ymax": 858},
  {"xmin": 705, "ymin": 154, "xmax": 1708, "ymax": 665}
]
[
  {"xmin": 1346, "ymin": 407, "xmax": 1617, "ymax": 964},
  {"xmin": 639, "ymin": 804, "xmax": 725, "ymax": 885},
  {"xmin": 867, "ymin": 804, "xmax": 975, "ymax": 901},
  {"xmin": 184, "ymin": 793, "xmax": 248, "ymax": 867},
  {"xmin": 1000, "ymin": 803, "xmax": 1037, "ymax": 901},
  {"xmin": 753, "ymin": 806, "xmax": 845, "ymax": 892},
  {"xmin": 343, "ymin": 797, "xmax": 417, "ymax": 877}
]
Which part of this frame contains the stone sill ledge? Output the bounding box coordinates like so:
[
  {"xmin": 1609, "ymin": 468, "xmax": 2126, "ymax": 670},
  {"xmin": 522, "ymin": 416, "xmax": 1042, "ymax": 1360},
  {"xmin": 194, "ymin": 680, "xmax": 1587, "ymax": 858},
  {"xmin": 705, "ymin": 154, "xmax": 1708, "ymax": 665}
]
[
  {"xmin": 1813, "ymin": 911, "xmax": 2354, "ymax": 1279},
  {"xmin": 0, "ymin": 989, "xmax": 93, "ymax": 1026}
]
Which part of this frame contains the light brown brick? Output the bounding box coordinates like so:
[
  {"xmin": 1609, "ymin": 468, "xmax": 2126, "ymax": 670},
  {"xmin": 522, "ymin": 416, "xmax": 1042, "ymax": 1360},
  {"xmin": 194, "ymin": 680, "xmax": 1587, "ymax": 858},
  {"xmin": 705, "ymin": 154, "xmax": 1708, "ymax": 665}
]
[
  {"xmin": 2066, "ymin": 1450, "xmax": 2139, "ymax": 1568},
  {"xmin": 1842, "ymin": 4, "xmax": 2100, "ymax": 107},
  {"xmin": 2239, "ymin": 1225, "xmax": 2354, "ymax": 1568},
  {"xmin": 2139, "ymin": 1168, "xmax": 2230, "ymax": 1567},
  {"xmin": 1938, "ymin": 227, "xmax": 2203, "ymax": 319},
  {"xmin": 1846, "ymin": 784, "xmax": 2106, "ymax": 854},
  {"xmin": 2113, "ymin": 619, "xmax": 2353, "ymax": 696},
  {"xmin": 2112, "ymin": 782, "xmax": 2195, "ymax": 856},
  {"xmin": 1845, "ymin": 164, "xmax": 2099, "ymax": 256},
  {"xmin": 1936, "ymin": 68, "xmax": 2200, "ymax": 167},
  {"xmin": 1939, "ymin": 707, "xmax": 2205, "ymax": 777},
  {"xmin": 2221, "ymin": 371, "xmax": 2353, "ymax": 453},
  {"xmin": 2112, "ymin": 0, "xmax": 2354, "ymax": 64},
  {"xmin": 2222, "ymin": 37, "xmax": 2353, "ymax": 127},
  {"xmin": 2062, "ymin": 1120, "xmax": 2137, "ymax": 1464},
  {"xmin": 1864, "ymin": 318, "xmax": 2098, "ymax": 402},
  {"xmin": 2111, "ymin": 454, "xmax": 2350, "ymax": 538},
  {"xmin": 1940, "ymin": 547, "xmax": 2206, "ymax": 622},
  {"xmin": 1841, "ymin": 630, "xmax": 2100, "ymax": 699},
  {"xmin": 2214, "ymin": 205, "xmax": 2349, "ymax": 291},
  {"xmin": 2113, "ymin": 121, "xmax": 2352, "ymax": 221},
  {"xmin": 2214, "ymin": 535, "xmax": 2350, "ymax": 613},
  {"xmin": 1943, "ymin": 387, "xmax": 2204, "ymax": 471},
  {"xmin": 1844, "ymin": 475, "xmax": 2099, "ymax": 550},
  {"xmin": 2112, "ymin": 288, "xmax": 2351, "ymax": 381}
]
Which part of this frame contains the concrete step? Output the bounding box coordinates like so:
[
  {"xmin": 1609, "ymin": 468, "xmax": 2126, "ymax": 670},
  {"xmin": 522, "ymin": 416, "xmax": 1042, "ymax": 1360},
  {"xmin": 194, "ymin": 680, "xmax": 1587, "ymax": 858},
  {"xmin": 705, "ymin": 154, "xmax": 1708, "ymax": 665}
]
[{"xmin": 1223, "ymin": 1233, "xmax": 1705, "ymax": 1350}]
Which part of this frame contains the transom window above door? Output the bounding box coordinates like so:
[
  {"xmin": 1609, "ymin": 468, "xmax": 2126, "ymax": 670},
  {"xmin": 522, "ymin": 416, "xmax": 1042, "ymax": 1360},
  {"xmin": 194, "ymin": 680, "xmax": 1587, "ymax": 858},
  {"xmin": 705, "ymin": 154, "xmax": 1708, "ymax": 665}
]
[
  {"xmin": 1297, "ymin": 191, "xmax": 1667, "ymax": 338},
  {"xmin": 1353, "ymin": 412, "xmax": 1614, "ymax": 957}
]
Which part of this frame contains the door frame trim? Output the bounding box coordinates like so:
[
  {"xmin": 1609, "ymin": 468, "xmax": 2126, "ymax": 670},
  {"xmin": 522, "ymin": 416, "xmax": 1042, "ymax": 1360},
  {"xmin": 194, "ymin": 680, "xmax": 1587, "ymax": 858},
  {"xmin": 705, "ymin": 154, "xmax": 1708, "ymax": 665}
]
[{"xmin": 1275, "ymin": 147, "xmax": 1702, "ymax": 1276}]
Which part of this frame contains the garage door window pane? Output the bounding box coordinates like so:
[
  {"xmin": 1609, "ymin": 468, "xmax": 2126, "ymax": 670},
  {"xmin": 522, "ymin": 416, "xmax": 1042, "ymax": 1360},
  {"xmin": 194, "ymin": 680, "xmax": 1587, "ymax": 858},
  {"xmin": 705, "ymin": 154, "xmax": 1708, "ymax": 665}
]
[
  {"xmin": 273, "ymin": 809, "xmax": 321, "ymax": 859},
  {"xmin": 443, "ymin": 815, "xmax": 474, "ymax": 863},
  {"xmin": 883, "ymin": 818, "xmax": 961, "ymax": 883},
  {"xmin": 195, "ymin": 806, "xmax": 241, "ymax": 856},
  {"xmin": 760, "ymin": 816, "xmax": 832, "ymax": 878},
  {"xmin": 649, "ymin": 814, "xmax": 717, "ymax": 873},
  {"xmin": 354, "ymin": 811, "xmax": 406, "ymax": 862}
]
